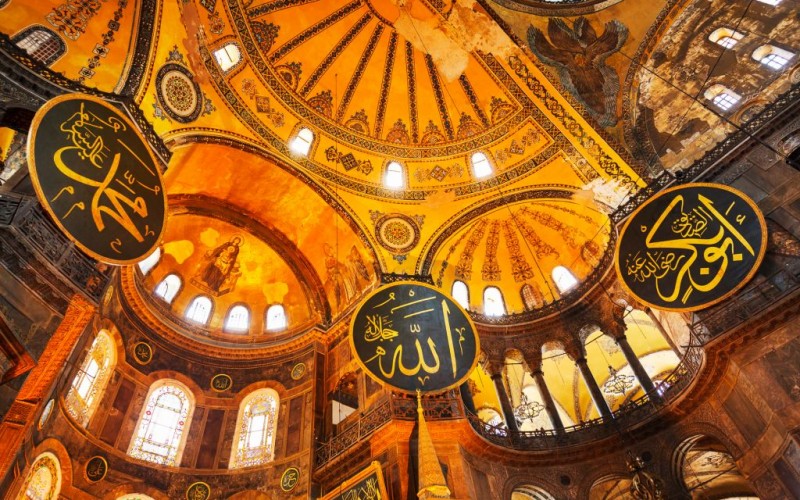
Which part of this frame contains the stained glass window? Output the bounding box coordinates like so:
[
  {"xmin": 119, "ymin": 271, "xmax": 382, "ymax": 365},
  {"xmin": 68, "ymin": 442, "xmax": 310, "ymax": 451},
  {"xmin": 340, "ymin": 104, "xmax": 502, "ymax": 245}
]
[
  {"xmin": 521, "ymin": 283, "xmax": 543, "ymax": 311},
  {"xmin": 19, "ymin": 452, "xmax": 60, "ymax": 500},
  {"xmin": 128, "ymin": 381, "xmax": 194, "ymax": 466},
  {"xmin": 154, "ymin": 274, "xmax": 181, "ymax": 303},
  {"xmin": 229, "ymin": 389, "xmax": 279, "ymax": 468},
  {"xmin": 266, "ymin": 304, "xmax": 287, "ymax": 331},
  {"xmin": 65, "ymin": 330, "xmax": 116, "ymax": 427}
]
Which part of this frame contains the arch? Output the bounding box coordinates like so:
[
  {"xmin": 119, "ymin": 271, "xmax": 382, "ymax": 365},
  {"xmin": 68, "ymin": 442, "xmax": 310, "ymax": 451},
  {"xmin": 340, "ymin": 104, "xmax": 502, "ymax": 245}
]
[
  {"xmin": 520, "ymin": 283, "xmax": 544, "ymax": 311},
  {"xmin": 511, "ymin": 484, "xmax": 556, "ymax": 500},
  {"xmin": 752, "ymin": 44, "xmax": 795, "ymax": 70},
  {"xmin": 552, "ymin": 265, "xmax": 578, "ymax": 293},
  {"xmin": 229, "ymin": 388, "xmax": 280, "ymax": 468},
  {"xmin": 288, "ymin": 126, "xmax": 314, "ymax": 156},
  {"xmin": 471, "ymin": 151, "xmax": 493, "ymax": 178},
  {"xmin": 137, "ymin": 247, "xmax": 161, "ymax": 276},
  {"xmin": 483, "ymin": 286, "xmax": 506, "ymax": 316},
  {"xmin": 265, "ymin": 304, "xmax": 287, "ymax": 331},
  {"xmin": 224, "ymin": 304, "xmax": 250, "ymax": 333},
  {"xmin": 708, "ymin": 27, "xmax": 744, "ymax": 49},
  {"xmin": 451, "ymin": 280, "xmax": 470, "ymax": 310},
  {"xmin": 213, "ymin": 42, "xmax": 242, "ymax": 73},
  {"xmin": 154, "ymin": 273, "xmax": 182, "ymax": 303},
  {"xmin": 587, "ymin": 474, "xmax": 633, "ymax": 500},
  {"xmin": 11, "ymin": 26, "xmax": 65, "ymax": 66},
  {"xmin": 673, "ymin": 434, "xmax": 756, "ymax": 498},
  {"xmin": 384, "ymin": 161, "xmax": 405, "ymax": 189},
  {"xmin": 185, "ymin": 295, "xmax": 213, "ymax": 325},
  {"xmin": 64, "ymin": 329, "xmax": 117, "ymax": 427},
  {"xmin": 127, "ymin": 379, "xmax": 195, "ymax": 466},
  {"xmin": 17, "ymin": 451, "xmax": 61, "ymax": 500}
]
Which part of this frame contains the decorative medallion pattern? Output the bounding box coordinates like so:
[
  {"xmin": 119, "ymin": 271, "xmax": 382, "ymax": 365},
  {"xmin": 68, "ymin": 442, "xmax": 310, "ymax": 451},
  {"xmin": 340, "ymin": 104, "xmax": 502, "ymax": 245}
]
[{"xmin": 372, "ymin": 212, "xmax": 423, "ymax": 255}]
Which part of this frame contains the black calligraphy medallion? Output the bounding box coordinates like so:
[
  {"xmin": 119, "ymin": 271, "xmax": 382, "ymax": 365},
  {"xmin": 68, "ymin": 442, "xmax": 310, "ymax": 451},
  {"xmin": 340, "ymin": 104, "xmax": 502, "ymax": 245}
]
[
  {"xmin": 84, "ymin": 456, "xmax": 107, "ymax": 483},
  {"xmin": 186, "ymin": 482, "xmax": 211, "ymax": 500},
  {"xmin": 210, "ymin": 374, "xmax": 232, "ymax": 392},
  {"xmin": 27, "ymin": 94, "xmax": 167, "ymax": 265},
  {"xmin": 280, "ymin": 466, "xmax": 300, "ymax": 492},
  {"xmin": 319, "ymin": 461, "xmax": 387, "ymax": 500},
  {"xmin": 350, "ymin": 281, "xmax": 479, "ymax": 394},
  {"xmin": 132, "ymin": 342, "xmax": 153, "ymax": 365},
  {"xmin": 615, "ymin": 183, "xmax": 767, "ymax": 311}
]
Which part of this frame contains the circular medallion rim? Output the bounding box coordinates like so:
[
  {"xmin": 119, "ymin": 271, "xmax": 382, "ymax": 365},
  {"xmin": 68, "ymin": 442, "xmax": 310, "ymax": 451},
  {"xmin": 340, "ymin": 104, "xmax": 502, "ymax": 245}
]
[
  {"xmin": 132, "ymin": 341, "xmax": 154, "ymax": 365},
  {"xmin": 280, "ymin": 466, "xmax": 300, "ymax": 492},
  {"xmin": 83, "ymin": 455, "xmax": 108, "ymax": 483},
  {"xmin": 348, "ymin": 280, "xmax": 480, "ymax": 395},
  {"xmin": 374, "ymin": 214, "xmax": 420, "ymax": 254},
  {"xmin": 613, "ymin": 182, "xmax": 768, "ymax": 312},
  {"xmin": 290, "ymin": 362, "xmax": 306, "ymax": 380},
  {"xmin": 26, "ymin": 93, "xmax": 168, "ymax": 266},
  {"xmin": 156, "ymin": 63, "xmax": 202, "ymax": 123},
  {"xmin": 210, "ymin": 373, "xmax": 233, "ymax": 392},
  {"xmin": 186, "ymin": 481, "xmax": 211, "ymax": 500}
]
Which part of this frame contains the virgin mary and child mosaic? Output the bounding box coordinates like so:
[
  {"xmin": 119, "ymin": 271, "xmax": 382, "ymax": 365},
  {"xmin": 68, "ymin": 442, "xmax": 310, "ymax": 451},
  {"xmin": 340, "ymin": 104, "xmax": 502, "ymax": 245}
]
[{"xmin": 191, "ymin": 236, "xmax": 243, "ymax": 296}]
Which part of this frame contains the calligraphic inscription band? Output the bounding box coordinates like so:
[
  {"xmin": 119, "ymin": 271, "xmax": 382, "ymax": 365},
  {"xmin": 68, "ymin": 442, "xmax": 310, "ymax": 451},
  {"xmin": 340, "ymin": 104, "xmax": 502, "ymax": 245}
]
[
  {"xmin": 320, "ymin": 461, "xmax": 388, "ymax": 500},
  {"xmin": 615, "ymin": 183, "xmax": 767, "ymax": 311},
  {"xmin": 27, "ymin": 94, "xmax": 167, "ymax": 265},
  {"xmin": 350, "ymin": 281, "xmax": 479, "ymax": 394}
]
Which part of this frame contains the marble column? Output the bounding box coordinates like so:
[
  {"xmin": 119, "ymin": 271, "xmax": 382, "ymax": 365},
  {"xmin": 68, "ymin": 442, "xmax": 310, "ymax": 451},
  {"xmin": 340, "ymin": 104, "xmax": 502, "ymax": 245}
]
[
  {"xmin": 531, "ymin": 368, "xmax": 565, "ymax": 433},
  {"xmin": 615, "ymin": 333, "xmax": 659, "ymax": 398},
  {"xmin": 576, "ymin": 357, "xmax": 613, "ymax": 420},
  {"xmin": 459, "ymin": 381, "xmax": 476, "ymax": 415},
  {"xmin": 486, "ymin": 362, "xmax": 519, "ymax": 432}
]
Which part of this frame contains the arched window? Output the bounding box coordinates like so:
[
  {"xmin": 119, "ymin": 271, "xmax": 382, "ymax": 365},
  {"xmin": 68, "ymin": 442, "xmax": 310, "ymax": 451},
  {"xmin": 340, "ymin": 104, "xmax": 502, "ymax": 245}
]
[
  {"xmin": 185, "ymin": 296, "xmax": 213, "ymax": 325},
  {"xmin": 265, "ymin": 304, "xmax": 287, "ymax": 331},
  {"xmin": 451, "ymin": 280, "xmax": 470, "ymax": 310},
  {"xmin": 471, "ymin": 152, "xmax": 493, "ymax": 178},
  {"xmin": 483, "ymin": 287, "xmax": 505, "ymax": 316},
  {"xmin": 213, "ymin": 42, "xmax": 241, "ymax": 72},
  {"xmin": 708, "ymin": 28, "xmax": 744, "ymax": 49},
  {"xmin": 19, "ymin": 452, "xmax": 61, "ymax": 500},
  {"xmin": 229, "ymin": 388, "xmax": 280, "ymax": 468},
  {"xmin": 512, "ymin": 485, "xmax": 556, "ymax": 500},
  {"xmin": 128, "ymin": 380, "xmax": 194, "ymax": 466},
  {"xmin": 225, "ymin": 304, "xmax": 250, "ymax": 333},
  {"xmin": 753, "ymin": 44, "xmax": 795, "ymax": 70},
  {"xmin": 520, "ymin": 283, "xmax": 543, "ymax": 311},
  {"xmin": 137, "ymin": 247, "xmax": 161, "ymax": 275},
  {"xmin": 384, "ymin": 161, "xmax": 405, "ymax": 189},
  {"xmin": 289, "ymin": 127, "xmax": 314, "ymax": 156},
  {"xmin": 65, "ymin": 329, "xmax": 116, "ymax": 427},
  {"xmin": 704, "ymin": 84, "xmax": 741, "ymax": 111},
  {"xmin": 154, "ymin": 274, "xmax": 182, "ymax": 304},
  {"xmin": 12, "ymin": 26, "xmax": 65, "ymax": 66},
  {"xmin": 552, "ymin": 266, "xmax": 578, "ymax": 293}
]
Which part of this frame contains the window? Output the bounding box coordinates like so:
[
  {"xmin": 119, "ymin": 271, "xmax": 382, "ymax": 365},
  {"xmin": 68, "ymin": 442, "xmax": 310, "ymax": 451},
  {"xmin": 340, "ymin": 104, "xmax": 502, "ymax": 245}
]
[
  {"xmin": 471, "ymin": 152, "xmax": 493, "ymax": 178},
  {"xmin": 137, "ymin": 247, "xmax": 161, "ymax": 275},
  {"xmin": 451, "ymin": 280, "xmax": 470, "ymax": 310},
  {"xmin": 229, "ymin": 389, "xmax": 279, "ymax": 468},
  {"xmin": 213, "ymin": 43, "xmax": 241, "ymax": 72},
  {"xmin": 12, "ymin": 26, "xmax": 65, "ymax": 66},
  {"xmin": 521, "ymin": 283, "xmax": 543, "ymax": 310},
  {"xmin": 288, "ymin": 127, "xmax": 314, "ymax": 156},
  {"xmin": 755, "ymin": 0, "xmax": 781, "ymax": 5},
  {"xmin": 753, "ymin": 44, "xmax": 795, "ymax": 70},
  {"xmin": 19, "ymin": 452, "xmax": 61, "ymax": 500},
  {"xmin": 552, "ymin": 266, "xmax": 578, "ymax": 293},
  {"xmin": 128, "ymin": 380, "xmax": 194, "ymax": 466},
  {"xmin": 265, "ymin": 304, "xmax": 287, "ymax": 331},
  {"xmin": 225, "ymin": 304, "xmax": 250, "ymax": 333},
  {"xmin": 704, "ymin": 84, "xmax": 741, "ymax": 111},
  {"xmin": 65, "ymin": 330, "xmax": 116, "ymax": 427},
  {"xmin": 185, "ymin": 296, "xmax": 212, "ymax": 325},
  {"xmin": 384, "ymin": 161, "xmax": 405, "ymax": 189},
  {"xmin": 708, "ymin": 28, "xmax": 744, "ymax": 49},
  {"xmin": 154, "ymin": 274, "xmax": 181, "ymax": 303},
  {"xmin": 483, "ymin": 287, "xmax": 505, "ymax": 316}
]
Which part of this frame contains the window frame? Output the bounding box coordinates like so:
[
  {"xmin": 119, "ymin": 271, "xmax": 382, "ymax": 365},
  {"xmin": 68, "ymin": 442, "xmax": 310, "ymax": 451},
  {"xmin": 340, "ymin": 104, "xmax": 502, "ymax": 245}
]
[
  {"xmin": 154, "ymin": 273, "xmax": 183, "ymax": 304},
  {"xmin": 288, "ymin": 126, "xmax": 315, "ymax": 157},
  {"xmin": 224, "ymin": 303, "xmax": 251, "ymax": 334},
  {"xmin": 185, "ymin": 295, "xmax": 214, "ymax": 326},
  {"xmin": 228, "ymin": 388, "xmax": 280, "ymax": 469},
  {"xmin": 483, "ymin": 286, "xmax": 506, "ymax": 317},
  {"xmin": 383, "ymin": 161, "xmax": 406, "ymax": 190},
  {"xmin": 451, "ymin": 280, "xmax": 470, "ymax": 311},
  {"xmin": 64, "ymin": 329, "xmax": 117, "ymax": 428},
  {"xmin": 127, "ymin": 380, "xmax": 195, "ymax": 466},
  {"xmin": 470, "ymin": 151, "xmax": 494, "ymax": 179},
  {"xmin": 265, "ymin": 304, "xmax": 287, "ymax": 332},
  {"xmin": 11, "ymin": 25, "xmax": 66, "ymax": 66},
  {"xmin": 212, "ymin": 41, "xmax": 243, "ymax": 73}
]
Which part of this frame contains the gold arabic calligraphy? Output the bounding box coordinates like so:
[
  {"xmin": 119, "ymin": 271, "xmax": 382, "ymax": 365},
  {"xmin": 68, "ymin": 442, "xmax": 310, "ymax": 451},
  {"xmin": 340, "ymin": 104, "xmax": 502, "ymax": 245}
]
[{"xmin": 624, "ymin": 194, "xmax": 755, "ymax": 305}]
